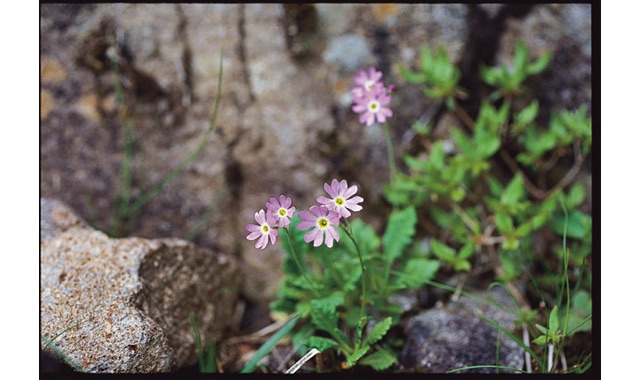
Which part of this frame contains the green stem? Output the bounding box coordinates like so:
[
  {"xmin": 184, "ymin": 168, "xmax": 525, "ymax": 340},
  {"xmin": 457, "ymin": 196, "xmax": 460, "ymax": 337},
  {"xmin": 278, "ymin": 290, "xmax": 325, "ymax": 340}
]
[
  {"xmin": 283, "ymin": 227, "xmax": 319, "ymax": 296},
  {"xmin": 340, "ymin": 224, "xmax": 367, "ymax": 322},
  {"xmin": 382, "ymin": 122, "xmax": 397, "ymax": 183}
]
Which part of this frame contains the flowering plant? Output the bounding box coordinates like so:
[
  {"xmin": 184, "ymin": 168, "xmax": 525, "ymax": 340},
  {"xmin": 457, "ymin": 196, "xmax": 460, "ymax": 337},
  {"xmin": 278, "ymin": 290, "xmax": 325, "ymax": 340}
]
[{"xmin": 245, "ymin": 177, "xmax": 439, "ymax": 370}]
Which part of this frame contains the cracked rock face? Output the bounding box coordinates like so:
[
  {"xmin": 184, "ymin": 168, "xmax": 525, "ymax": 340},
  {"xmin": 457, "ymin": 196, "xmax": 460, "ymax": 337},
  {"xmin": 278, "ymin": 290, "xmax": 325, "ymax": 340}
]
[{"xmin": 40, "ymin": 198, "xmax": 239, "ymax": 372}]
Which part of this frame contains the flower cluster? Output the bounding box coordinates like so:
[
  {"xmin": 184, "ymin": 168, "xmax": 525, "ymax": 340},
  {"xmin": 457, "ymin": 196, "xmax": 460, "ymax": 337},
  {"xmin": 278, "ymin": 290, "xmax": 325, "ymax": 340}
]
[
  {"xmin": 245, "ymin": 195, "xmax": 295, "ymax": 249},
  {"xmin": 350, "ymin": 66, "xmax": 394, "ymax": 127},
  {"xmin": 245, "ymin": 179, "xmax": 363, "ymax": 249}
]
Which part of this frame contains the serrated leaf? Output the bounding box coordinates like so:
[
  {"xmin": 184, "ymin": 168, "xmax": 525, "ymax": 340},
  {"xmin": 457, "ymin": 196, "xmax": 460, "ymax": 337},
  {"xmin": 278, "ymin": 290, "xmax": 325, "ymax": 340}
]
[
  {"xmin": 349, "ymin": 219, "xmax": 381, "ymax": 258},
  {"xmin": 346, "ymin": 345, "xmax": 370, "ymax": 366},
  {"xmin": 310, "ymin": 300, "xmax": 339, "ymax": 334},
  {"xmin": 305, "ymin": 336, "xmax": 338, "ymax": 352},
  {"xmin": 382, "ymin": 207, "xmax": 417, "ymax": 261},
  {"xmin": 364, "ymin": 317, "xmax": 393, "ymax": 346},
  {"xmin": 358, "ymin": 349, "xmax": 397, "ymax": 370}
]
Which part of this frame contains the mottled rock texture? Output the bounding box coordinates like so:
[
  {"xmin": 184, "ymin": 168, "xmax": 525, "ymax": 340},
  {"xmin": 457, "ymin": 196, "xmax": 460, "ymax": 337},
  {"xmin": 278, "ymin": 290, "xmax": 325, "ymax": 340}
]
[
  {"xmin": 399, "ymin": 287, "xmax": 524, "ymax": 373},
  {"xmin": 40, "ymin": 4, "xmax": 591, "ymax": 301},
  {"xmin": 40, "ymin": 198, "xmax": 239, "ymax": 372}
]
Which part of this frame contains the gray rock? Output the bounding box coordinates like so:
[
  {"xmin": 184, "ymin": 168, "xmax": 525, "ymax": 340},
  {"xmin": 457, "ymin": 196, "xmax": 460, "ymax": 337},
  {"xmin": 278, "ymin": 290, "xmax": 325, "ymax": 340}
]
[
  {"xmin": 40, "ymin": 198, "xmax": 240, "ymax": 372},
  {"xmin": 322, "ymin": 34, "xmax": 372, "ymax": 72},
  {"xmin": 399, "ymin": 287, "xmax": 524, "ymax": 373}
]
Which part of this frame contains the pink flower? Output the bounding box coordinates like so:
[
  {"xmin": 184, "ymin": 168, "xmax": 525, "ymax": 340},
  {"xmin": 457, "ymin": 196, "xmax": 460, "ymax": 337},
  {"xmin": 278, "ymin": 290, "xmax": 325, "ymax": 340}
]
[
  {"xmin": 266, "ymin": 195, "xmax": 295, "ymax": 228},
  {"xmin": 352, "ymin": 66, "xmax": 383, "ymax": 94},
  {"xmin": 351, "ymin": 83, "xmax": 393, "ymax": 127},
  {"xmin": 316, "ymin": 179, "xmax": 363, "ymax": 219},
  {"xmin": 245, "ymin": 209, "xmax": 278, "ymax": 249},
  {"xmin": 296, "ymin": 205, "xmax": 341, "ymax": 248}
]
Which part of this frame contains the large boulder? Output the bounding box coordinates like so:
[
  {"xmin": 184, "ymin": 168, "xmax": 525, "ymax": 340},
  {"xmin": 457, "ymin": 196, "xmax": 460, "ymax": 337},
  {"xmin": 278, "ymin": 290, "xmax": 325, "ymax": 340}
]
[{"xmin": 40, "ymin": 198, "xmax": 240, "ymax": 372}]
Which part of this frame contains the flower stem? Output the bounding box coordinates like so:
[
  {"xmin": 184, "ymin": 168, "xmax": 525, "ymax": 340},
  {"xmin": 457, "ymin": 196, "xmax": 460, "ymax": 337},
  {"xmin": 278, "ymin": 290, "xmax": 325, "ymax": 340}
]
[
  {"xmin": 382, "ymin": 122, "xmax": 397, "ymax": 183},
  {"xmin": 283, "ymin": 227, "xmax": 318, "ymax": 295},
  {"xmin": 340, "ymin": 224, "xmax": 367, "ymax": 321}
]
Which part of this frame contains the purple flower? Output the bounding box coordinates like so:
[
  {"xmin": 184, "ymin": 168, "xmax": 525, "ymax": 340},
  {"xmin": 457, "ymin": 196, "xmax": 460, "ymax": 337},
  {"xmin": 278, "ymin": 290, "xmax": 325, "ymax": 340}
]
[
  {"xmin": 245, "ymin": 209, "xmax": 278, "ymax": 249},
  {"xmin": 296, "ymin": 205, "xmax": 341, "ymax": 248},
  {"xmin": 266, "ymin": 195, "xmax": 296, "ymax": 228},
  {"xmin": 316, "ymin": 179, "xmax": 363, "ymax": 219},
  {"xmin": 351, "ymin": 83, "xmax": 393, "ymax": 127}
]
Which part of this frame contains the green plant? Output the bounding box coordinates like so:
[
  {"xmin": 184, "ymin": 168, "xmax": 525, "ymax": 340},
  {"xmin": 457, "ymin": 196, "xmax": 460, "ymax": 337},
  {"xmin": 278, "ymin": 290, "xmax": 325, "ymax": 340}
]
[
  {"xmin": 189, "ymin": 311, "xmax": 218, "ymax": 373},
  {"xmin": 386, "ymin": 42, "xmax": 591, "ymax": 282},
  {"xmin": 382, "ymin": 41, "xmax": 591, "ymax": 373}
]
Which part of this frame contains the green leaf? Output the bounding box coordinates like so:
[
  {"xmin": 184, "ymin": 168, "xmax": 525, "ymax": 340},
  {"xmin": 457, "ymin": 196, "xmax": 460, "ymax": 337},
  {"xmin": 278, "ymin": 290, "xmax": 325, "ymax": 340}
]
[
  {"xmin": 382, "ymin": 207, "xmax": 417, "ymax": 261},
  {"xmin": 358, "ymin": 349, "xmax": 397, "ymax": 370},
  {"xmin": 305, "ymin": 336, "xmax": 339, "ymax": 352},
  {"xmin": 532, "ymin": 334, "xmax": 549, "ymax": 346},
  {"xmin": 399, "ymin": 65, "xmax": 425, "ymax": 84},
  {"xmin": 355, "ymin": 316, "xmax": 369, "ymax": 347},
  {"xmin": 310, "ymin": 300, "xmax": 339, "ymax": 334},
  {"xmin": 526, "ymin": 51, "xmax": 552, "ymax": 75},
  {"xmin": 559, "ymin": 290, "xmax": 592, "ymax": 334},
  {"xmin": 501, "ymin": 173, "xmax": 526, "ymax": 206},
  {"xmin": 430, "ymin": 239, "xmax": 456, "ymax": 262},
  {"xmin": 400, "ymin": 258, "xmax": 440, "ymax": 288},
  {"xmin": 495, "ymin": 211, "xmax": 514, "ymax": 234},
  {"xmin": 350, "ymin": 219, "xmax": 381, "ymax": 258},
  {"xmin": 451, "ymin": 128, "xmax": 473, "ymax": 155},
  {"xmin": 458, "ymin": 242, "xmax": 475, "ymax": 260},
  {"xmin": 453, "ymin": 259, "xmax": 472, "ymax": 272},
  {"xmin": 514, "ymin": 100, "xmax": 539, "ymax": 130},
  {"xmin": 550, "ymin": 210, "xmax": 592, "ymax": 239},
  {"xmin": 240, "ymin": 314, "xmax": 301, "ymax": 373},
  {"xmin": 565, "ymin": 183, "xmax": 586, "ymax": 209},
  {"xmin": 363, "ymin": 317, "xmax": 393, "ymax": 346}
]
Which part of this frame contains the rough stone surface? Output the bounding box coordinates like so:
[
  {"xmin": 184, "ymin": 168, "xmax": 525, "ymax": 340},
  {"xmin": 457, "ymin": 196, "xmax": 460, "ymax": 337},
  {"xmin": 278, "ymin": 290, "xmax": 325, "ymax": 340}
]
[
  {"xmin": 40, "ymin": 198, "xmax": 240, "ymax": 372},
  {"xmin": 39, "ymin": 4, "xmax": 591, "ymax": 301},
  {"xmin": 399, "ymin": 287, "xmax": 525, "ymax": 373}
]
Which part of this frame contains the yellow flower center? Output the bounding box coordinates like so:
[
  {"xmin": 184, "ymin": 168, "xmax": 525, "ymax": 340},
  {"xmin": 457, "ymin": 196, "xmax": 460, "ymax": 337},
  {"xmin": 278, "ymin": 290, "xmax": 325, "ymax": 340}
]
[
  {"xmin": 278, "ymin": 208, "xmax": 287, "ymax": 217},
  {"xmin": 262, "ymin": 225, "xmax": 269, "ymax": 233},
  {"xmin": 365, "ymin": 81, "xmax": 374, "ymax": 90},
  {"xmin": 317, "ymin": 217, "xmax": 329, "ymax": 229},
  {"xmin": 335, "ymin": 197, "xmax": 345, "ymax": 206},
  {"xmin": 368, "ymin": 100, "xmax": 379, "ymax": 112}
]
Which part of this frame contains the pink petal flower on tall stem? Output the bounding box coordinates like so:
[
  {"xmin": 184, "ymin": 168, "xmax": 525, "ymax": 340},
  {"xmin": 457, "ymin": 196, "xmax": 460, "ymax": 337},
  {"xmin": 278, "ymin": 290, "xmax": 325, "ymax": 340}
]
[
  {"xmin": 245, "ymin": 209, "xmax": 278, "ymax": 249},
  {"xmin": 351, "ymin": 83, "xmax": 393, "ymax": 127},
  {"xmin": 316, "ymin": 179, "xmax": 363, "ymax": 219},
  {"xmin": 296, "ymin": 205, "xmax": 341, "ymax": 248},
  {"xmin": 266, "ymin": 195, "xmax": 295, "ymax": 228}
]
